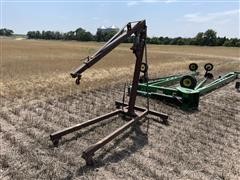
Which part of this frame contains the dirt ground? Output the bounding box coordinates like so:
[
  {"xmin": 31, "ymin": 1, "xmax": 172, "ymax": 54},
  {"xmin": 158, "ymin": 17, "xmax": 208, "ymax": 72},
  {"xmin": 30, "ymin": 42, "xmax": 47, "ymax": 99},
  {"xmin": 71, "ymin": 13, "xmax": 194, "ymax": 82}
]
[{"xmin": 0, "ymin": 39, "xmax": 240, "ymax": 179}]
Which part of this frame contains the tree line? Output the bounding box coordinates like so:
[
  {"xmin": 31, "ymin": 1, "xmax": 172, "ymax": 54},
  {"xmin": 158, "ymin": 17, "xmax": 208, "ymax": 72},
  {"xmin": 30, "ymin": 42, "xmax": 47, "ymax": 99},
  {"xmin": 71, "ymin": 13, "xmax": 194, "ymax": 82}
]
[
  {"xmin": 26, "ymin": 28, "xmax": 240, "ymax": 47},
  {"xmin": 146, "ymin": 30, "xmax": 240, "ymax": 47},
  {"xmin": 26, "ymin": 28, "xmax": 117, "ymax": 42},
  {"xmin": 0, "ymin": 28, "xmax": 14, "ymax": 36},
  {"xmin": 1, "ymin": 27, "xmax": 239, "ymax": 47}
]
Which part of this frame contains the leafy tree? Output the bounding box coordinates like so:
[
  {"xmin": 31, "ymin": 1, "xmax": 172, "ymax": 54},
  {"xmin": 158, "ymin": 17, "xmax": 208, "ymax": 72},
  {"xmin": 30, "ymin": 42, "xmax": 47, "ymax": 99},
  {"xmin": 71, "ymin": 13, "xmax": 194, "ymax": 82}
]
[
  {"xmin": 150, "ymin": 37, "xmax": 160, "ymax": 44},
  {"xmin": 27, "ymin": 31, "xmax": 33, "ymax": 38},
  {"xmin": 176, "ymin": 38, "xmax": 185, "ymax": 45},
  {"xmin": 158, "ymin": 37, "xmax": 164, "ymax": 44},
  {"xmin": 96, "ymin": 29, "xmax": 118, "ymax": 42},
  {"xmin": 83, "ymin": 31, "xmax": 94, "ymax": 41},
  {"xmin": 96, "ymin": 30, "xmax": 103, "ymax": 42},
  {"xmin": 64, "ymin": 31, "xmax": 75, "ymax": 40},
  {"xmin": 41, "ymin": 31, "xmax": 45, "ymax": 39},
  {"xmin": 0, "ymin": 28, "xmax": 14, "ymax": 36},
  {"xmin": 75, "ymin": 28, "xmax": 93, "ymax": 41},
  {"xmin": 216, "ymin": 37, "xmax": 227, "ymax": 46},
  {"xmin": 170, "ymin": 37, "xmax": 184, "ymax": 45},
  {"xmin": 223, "ymin": 38, "xmax": 240, "ymax": 47},
  {"xmin": 236, "ymin": 41, "xmax": 240, "ymax": 47},
  {"xmin": 27, "ymin": 31, "xmax": 39, "ymax": 39},
  {"xmin": 162, "ymin": 37, "xmax": 171, "ymax": 45},
  {"xmin": 203, "ymin": 29, "xmax": 217, "ymax": 46},
  {"xmin": 193, "ymin": 32, "xmax": 204, "ymax": 45},
  {"xmin": 104, "ymin": 30, "xmax": 117, "ymax": 41},
  {"xmin": 183, "ymin": 38, "xmax": 192, "ymax": 45},
  {"xmin": 35, "ymin": 31, "xmax": 41, "ymax": 39},
  {"xmin": 223, "ymin": 40, "xmax": 233, "ymax": 47}
]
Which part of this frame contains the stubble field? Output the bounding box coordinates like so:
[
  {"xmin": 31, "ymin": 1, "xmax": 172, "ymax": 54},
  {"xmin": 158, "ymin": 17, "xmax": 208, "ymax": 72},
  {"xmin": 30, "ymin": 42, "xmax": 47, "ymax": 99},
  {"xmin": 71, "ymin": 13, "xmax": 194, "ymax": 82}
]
[{"xmin": 0, "ymin": 38, "xmax": 240, "ymax": 179}]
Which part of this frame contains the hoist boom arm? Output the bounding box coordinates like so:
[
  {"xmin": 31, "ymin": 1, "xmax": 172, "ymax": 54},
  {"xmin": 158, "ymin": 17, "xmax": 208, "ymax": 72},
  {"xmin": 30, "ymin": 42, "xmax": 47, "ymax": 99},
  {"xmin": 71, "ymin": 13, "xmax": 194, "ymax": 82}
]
[{"xmin": 70, "ymin": 20, "xmax": 146, "ymax": 85}]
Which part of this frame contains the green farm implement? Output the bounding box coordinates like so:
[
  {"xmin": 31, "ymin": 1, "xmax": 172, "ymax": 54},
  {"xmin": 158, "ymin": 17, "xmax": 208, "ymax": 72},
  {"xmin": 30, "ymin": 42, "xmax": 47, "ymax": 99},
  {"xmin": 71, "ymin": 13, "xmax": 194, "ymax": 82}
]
[{"xmin": 133, "ymin": 63, "xmax": 240, "ymax": 111}]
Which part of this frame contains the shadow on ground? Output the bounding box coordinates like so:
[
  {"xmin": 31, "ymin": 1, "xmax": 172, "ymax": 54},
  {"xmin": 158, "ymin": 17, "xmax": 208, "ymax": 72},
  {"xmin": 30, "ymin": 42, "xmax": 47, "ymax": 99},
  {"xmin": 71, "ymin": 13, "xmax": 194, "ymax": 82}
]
[{"xmin": 75, "ymin": 116, "xmax": 168, "ymax": 177}]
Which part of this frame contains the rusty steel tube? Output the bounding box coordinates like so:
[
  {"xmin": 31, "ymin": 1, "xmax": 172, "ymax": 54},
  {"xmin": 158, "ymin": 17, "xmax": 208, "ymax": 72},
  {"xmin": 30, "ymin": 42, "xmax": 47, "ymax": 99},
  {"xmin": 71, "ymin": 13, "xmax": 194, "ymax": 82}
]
[
  {"xmin": 82, "ymin": 110, "xmax": 148, "ymax": 165},
  {"xmin": 50, "ymin": 109, "xmax": 121, "ymax": 142}
]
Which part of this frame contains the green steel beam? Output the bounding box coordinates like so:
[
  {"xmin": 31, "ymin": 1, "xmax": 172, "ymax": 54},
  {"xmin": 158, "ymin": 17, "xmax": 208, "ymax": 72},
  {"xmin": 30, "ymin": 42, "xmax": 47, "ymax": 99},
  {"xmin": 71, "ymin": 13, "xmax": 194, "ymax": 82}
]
[
  {"xmin": 197, "ymin": 72, "xmax": 238, "ymax": 95},
  {"xmin": 136, "ymin": 71, "xmax": 239, "ymax": 110},
  {"xmin": 146, "ymin": 71, "xmax": 198, "ymax": 86},
  {"xmin": 194, "ymin": 78, "xmax": 208, "ymax": 90}
]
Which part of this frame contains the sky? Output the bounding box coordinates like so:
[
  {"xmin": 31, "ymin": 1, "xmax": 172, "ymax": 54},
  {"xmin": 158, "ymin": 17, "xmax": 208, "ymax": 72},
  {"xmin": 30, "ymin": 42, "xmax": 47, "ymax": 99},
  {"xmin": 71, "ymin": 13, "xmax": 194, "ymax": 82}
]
[{"xmin": 1, "ymin": 0, "xmax": 240, "ymax": 38}]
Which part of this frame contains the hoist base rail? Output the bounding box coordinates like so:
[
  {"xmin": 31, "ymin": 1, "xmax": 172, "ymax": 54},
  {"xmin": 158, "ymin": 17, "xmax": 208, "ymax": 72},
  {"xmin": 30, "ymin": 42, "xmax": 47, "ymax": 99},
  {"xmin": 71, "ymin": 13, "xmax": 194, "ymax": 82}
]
[{"xmin": 50, "ymin": 102, "xmax": 168, "ymax": 166}]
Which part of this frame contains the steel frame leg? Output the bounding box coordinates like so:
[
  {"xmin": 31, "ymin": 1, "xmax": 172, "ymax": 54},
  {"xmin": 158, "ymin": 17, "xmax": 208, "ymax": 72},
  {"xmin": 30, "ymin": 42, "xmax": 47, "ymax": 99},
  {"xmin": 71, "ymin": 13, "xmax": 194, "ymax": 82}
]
[
  {"xmin": 50, "ymin": 109, "xmax": 121, "ymax": 146},
  {"xmin": 50, "ymin": 103, "xmax": 168, "ymax": 166},
  {"xmin": 82, "ymin": 109, "xmax": 148, "ymax": 165}
]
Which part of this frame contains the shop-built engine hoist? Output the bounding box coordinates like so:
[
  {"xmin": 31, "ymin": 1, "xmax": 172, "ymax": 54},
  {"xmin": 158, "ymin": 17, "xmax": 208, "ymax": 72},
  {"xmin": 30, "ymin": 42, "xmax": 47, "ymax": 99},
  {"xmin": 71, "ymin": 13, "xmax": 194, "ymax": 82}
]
[{"xmin": 50, "ymin": 20, "xmax": 168, "ymax": 166}]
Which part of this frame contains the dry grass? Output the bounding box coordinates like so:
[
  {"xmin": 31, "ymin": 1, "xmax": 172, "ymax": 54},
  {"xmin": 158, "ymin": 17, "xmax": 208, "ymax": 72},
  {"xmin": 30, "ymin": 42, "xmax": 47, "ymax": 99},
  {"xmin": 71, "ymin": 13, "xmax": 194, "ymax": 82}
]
[
  {"xmin": 0, "ymin": 38, "xmax": 240, "ymax": 179},
  {"xmin": 1, "ymin": 38, "xmax": 239, "ymax": 98}
]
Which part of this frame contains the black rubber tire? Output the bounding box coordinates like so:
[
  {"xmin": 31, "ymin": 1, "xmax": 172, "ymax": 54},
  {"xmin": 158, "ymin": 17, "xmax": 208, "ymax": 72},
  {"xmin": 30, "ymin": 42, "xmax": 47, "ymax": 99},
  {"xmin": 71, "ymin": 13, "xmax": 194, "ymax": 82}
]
[
  {"xmin": 52, "ymin": 139, "xmax": 59, "ymax": 147},
  {"xmin": 180, "ymin": 75, "xmax": 197, "ymax": 89},
  {"xmin": 76, "ymin": 77, "xmax": 80, "ymax": 85},
  {"xmin": 189, "ymin": 63, "xmax": 198, "ymax": 71},
  {"xmin": 235, "ymin": 82, "xmax": 240, "ymax": 90},
  {"xmin": 204, "ymin": 63, "xmax": 214, "ymax": 71},
  {"xmin": 140, "ymin": 63, "xmax": 148, "ymax": 73}
]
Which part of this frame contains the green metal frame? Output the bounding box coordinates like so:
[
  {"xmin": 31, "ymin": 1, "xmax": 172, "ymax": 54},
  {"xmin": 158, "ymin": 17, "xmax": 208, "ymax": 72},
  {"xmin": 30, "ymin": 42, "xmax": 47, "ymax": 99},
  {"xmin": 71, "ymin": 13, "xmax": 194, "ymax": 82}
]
[
  {"xmin": 144, "ymin": 71, "xmax": 198, "ymax": 87},
  {"xmin": 135, "ymin": 71, "xmax": 239, "ymax": 110}
]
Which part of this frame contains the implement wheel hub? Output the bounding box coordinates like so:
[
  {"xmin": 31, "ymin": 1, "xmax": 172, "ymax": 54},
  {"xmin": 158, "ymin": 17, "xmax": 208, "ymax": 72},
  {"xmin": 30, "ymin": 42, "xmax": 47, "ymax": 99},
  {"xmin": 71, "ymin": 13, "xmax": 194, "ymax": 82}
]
[{"xmin": 180, "ymin": 75, "xmax": 197, "ymax": 89}]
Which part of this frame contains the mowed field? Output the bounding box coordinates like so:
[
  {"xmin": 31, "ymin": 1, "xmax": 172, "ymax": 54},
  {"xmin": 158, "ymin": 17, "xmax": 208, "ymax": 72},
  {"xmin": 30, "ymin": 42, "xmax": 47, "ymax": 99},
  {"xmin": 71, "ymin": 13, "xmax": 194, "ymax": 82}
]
[{"xmin": 0, "ymin": 38, "xmax": 240, "ymax": 179}]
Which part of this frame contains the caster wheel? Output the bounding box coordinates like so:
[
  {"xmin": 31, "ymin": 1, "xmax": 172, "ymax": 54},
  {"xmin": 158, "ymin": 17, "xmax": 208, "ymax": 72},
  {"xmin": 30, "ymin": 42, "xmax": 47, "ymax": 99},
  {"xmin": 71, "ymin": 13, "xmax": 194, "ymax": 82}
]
[
  {"xmin": 75, "ymin": 75, "xmax": 81, "ymax": 85},
  {"xmin": 51, "ymin": 138, "xmax": 60, "ymax": 147},
  {"xmin": 189, "ymin": 63, "xmax": 198, "ymax": 71},
  {"xmin": 82, "ymin": 152, "xmax": 94, "ymax": 166},
  {"xmin": 86, "ymin": 158, "xmax": 94, "ymax": 166},
  {"xmin": 76, "ymin": 78, "xmax": 80, "ymax": 85},
  {"xmin": 235, "ymin": 81, "xmax": 240, "ymax": 90},
  {"xmin": 180, "ymin": 75, "xmax": 197, "ymax": 89},
  {"xmin": 204, "ymin": 63, "xmax": 214, "ymax": 71},
  {"xmin": 140, "ymin": 63, "xmax": 148, "ymax": 73}
]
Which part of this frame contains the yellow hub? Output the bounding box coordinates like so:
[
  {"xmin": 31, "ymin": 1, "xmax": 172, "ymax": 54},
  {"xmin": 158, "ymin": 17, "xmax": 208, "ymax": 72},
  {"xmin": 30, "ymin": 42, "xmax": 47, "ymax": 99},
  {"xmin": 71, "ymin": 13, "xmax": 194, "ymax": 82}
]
[
  {"xmin": 183, "ymin": 78, "xmax": 192, "ymax": 87},
  {"xmin": 141, "ymin": 64, "xmax": 146, "ymax": 72},
  {"xmin": 190, "ymin": 64, "xmax": 196, "ymax": 70}
]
